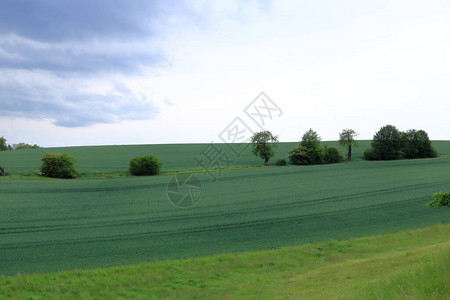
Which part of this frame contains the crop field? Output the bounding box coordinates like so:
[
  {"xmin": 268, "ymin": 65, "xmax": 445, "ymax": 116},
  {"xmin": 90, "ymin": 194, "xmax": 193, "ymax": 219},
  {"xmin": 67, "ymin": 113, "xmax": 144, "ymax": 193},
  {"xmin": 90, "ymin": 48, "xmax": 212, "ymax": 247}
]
[
  {"xmin": 0, "ymin": 141, "xmax": 373, "ymax": 175},
  {"xmin": 0, "ymin": 141, "xmax": 449, "ymax": 276}
]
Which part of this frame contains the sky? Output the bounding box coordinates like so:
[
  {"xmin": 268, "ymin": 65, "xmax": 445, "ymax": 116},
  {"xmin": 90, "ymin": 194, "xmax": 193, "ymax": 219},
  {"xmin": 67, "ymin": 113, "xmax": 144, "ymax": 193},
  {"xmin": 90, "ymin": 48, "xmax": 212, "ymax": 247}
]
[{"xmin": 1, "ymin": 0, "xmax": 449, "ymax": 147}]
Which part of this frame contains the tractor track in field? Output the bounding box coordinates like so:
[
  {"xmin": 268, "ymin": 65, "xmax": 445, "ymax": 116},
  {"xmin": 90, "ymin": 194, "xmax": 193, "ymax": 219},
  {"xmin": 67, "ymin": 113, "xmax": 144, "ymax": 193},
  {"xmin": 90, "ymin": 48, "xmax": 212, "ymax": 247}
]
[
  {"xmin": 0, "ymin": 180, "xmax": 444, "ymax": 235},
  {"xmin": 0, "ymin": 196, "xmax": 429, "ymax": 250}
]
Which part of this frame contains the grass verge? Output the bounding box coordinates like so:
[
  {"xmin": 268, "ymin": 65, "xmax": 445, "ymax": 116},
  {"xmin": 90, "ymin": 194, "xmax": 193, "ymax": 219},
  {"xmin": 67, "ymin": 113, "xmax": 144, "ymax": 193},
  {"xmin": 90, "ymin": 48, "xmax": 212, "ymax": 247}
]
[{"xmin": 0, "ymin": 223, "xmax": 448, "ymax": 299}]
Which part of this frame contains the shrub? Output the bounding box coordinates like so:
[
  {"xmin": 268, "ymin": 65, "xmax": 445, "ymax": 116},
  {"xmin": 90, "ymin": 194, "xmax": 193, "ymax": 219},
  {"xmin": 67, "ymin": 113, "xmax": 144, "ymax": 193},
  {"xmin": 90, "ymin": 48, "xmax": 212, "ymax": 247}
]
[
  {"xmin": 129, "ymin": 155, "xmax": 162, "ymax": 176},
  {"xmin": 427, "ymin": 192, "xmax": 450, "ymax": 208},
  {"xmin": 323, "ymin": 146, "xmax": 344, "ymax": 164},
  {"xmin": 275, "ymin": 159, "xmax": 287, "ymax": 166},
  {"xmin": 40, "ymin": 152, "xmax": 79, "ymax": 178},
  {"xmin": 363, "ymin": 148, "xmax": 379, "ymax": 160},
  {"xmin": 289, "ymin": 145, "xmax": 310, "ymax": 165}
]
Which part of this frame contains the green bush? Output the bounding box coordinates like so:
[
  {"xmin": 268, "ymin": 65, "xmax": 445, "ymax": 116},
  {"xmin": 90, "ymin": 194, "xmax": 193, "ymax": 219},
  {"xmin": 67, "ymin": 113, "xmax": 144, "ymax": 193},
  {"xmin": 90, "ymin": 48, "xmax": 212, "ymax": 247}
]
[
  {"xmin": 275, "ymin": 159, "xmax": 287, "ymax": 166},
  {"xmin": 427, "ymin": 192, "xmax": 450, "ymax": 208},
  {"xmin": 40, "ymin": 152, "xmax": 79, "ymax": 179},
  {"xmin": 289, "ymin": 145, "xmax": 310, "ymax": 165},
  {"xmin": 363, "ymin": 148, "xmax": 378, "ymax": 160},
  {"xmin": 129, "ymin": 155, "xmax": 162, "ymax": 176},
  {"xmin": 323, "ymin": 146, "xmax": 344, "ymax": 164},
  {"xmin": 289, "ymin": 129, "xmax": 325, "ymax": 165}
]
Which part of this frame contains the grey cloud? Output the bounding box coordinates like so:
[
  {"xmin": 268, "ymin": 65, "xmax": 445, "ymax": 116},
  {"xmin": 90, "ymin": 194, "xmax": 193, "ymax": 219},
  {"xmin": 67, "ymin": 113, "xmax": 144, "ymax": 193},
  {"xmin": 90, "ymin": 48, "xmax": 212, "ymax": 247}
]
[
  {"xmin": 0, "ymin": 35, "xmax": 166, "ymax": 74},
  {"xmin": 0, "ymin": 0, "xmax": 271, "ymax": 127},
  {"xmin": 0, "ymin": 0, "xmax": 185, "ymax": 42},
  {"xmin": 0, "ymin": 77, "xmax": 158, "ymax": 127}
]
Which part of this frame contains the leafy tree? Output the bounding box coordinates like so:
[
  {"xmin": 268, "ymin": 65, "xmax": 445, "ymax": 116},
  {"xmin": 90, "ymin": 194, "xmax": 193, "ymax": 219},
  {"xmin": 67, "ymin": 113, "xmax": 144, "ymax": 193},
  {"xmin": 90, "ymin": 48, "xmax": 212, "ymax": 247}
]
[
  {"xmin": 427, "ymin": 192, "xmax": 450, "ymax": 208},
  {"xmin": 323, "ymin": 146, "xmax": 344, "ymax": 164},
  {"xmin": 401, "ymin": 129, "xmax": 437, "ymax": 159},
  {"xmin": 0, "ymin": 137, "xmax": 8, "ymax": 151},
  {"xmin": 250, "ymin": 131, "xmax": 279, "ymax": 166},
  {"xmin": 129, "ymin": 155, "xmax": 163, "ymax": 176},
  {"xmin": 339, "ymin": 129, "xmax": 358, "ymax": 160},
  {"xmin": 40, "ymin": 152, "xmax": 79, "ymax": 179},
  {"xmin": 289, "ymin": 129, "xmax": 325, "ymax": 165},
  {"xmin": 300, "ymin": 128, "xmax": 324, "ymax": 164},
  {"xmin": 368, "ymin": 125, "xmax": 402, "ymax": 160}
]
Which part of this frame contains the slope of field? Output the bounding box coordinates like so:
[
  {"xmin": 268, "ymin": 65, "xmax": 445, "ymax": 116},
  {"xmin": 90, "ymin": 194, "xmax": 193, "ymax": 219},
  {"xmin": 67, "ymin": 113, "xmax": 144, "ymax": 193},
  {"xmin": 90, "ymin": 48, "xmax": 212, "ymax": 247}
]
[
  {"xmin": 1, "ymin": 140, "xmax": 449, "ymax": 175},
  {"xmin": 1, "ymin": 224, "xmax": 448, "ymax": 299},
  {"xmin": 1, "ymin": 153, "xmax": 449, "ymax": 276}
]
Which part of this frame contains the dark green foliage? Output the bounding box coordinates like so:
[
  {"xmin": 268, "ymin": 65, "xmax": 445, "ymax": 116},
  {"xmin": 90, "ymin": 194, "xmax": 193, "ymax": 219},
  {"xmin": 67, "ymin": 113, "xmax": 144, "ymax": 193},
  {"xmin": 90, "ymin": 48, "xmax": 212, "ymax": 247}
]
[
  {"xmin": 323, "ymin": 146, "xmax": 344, "ymax": 164},
  {"xmin": 365, "ymin": 125, "xmax": 437, "ymax": 161},
  {"xmin": 250, "ymin": 131, "xmax": 279, "ymax": 166},
  {"xmin": 129, "ymin": 155, "xmax": 162, "ymax": 176},
  {"xmin": 370, "ymin": 125, "xmax": 402, "ymax": 160},
  {"xmin": 40, "ymin": 152, "xmax": 79, "ymax": 178},
  {"xmin": 275, "ymin": 159, "xmax": 287, "ymax": 166},
  {"xmin": 363, "ymin": 148, "xmax": 378, "ymax": 160},
  {"xmin": 401, "ymin": 130, "xmax": 437, "ymax": 159},
  {"xmin": 427, "ymin": 192, "xmax": 450, "ymax": 208},
  {"xmin": 0, "ymin": 137, "xmax": 8, "ymax": 151}
]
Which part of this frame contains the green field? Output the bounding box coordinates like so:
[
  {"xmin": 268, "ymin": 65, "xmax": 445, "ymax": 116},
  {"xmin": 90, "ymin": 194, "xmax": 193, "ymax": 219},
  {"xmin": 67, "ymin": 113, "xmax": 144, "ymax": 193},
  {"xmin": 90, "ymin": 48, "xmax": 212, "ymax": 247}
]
[
  {"xmin": 0, "ymin": 142, "xmax": 449, "ymax": 277},
  {"xmin": 1, "ymin": 224, "xmax": 449, "ymax": 299}
]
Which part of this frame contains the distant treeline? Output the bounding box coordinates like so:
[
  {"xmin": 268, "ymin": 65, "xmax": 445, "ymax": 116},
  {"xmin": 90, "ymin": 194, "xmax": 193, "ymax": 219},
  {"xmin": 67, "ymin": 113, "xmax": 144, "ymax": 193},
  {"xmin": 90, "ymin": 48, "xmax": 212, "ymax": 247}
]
[{"xmin": 0, "ymin": 137, "xmax": 39, "ymax": 151}]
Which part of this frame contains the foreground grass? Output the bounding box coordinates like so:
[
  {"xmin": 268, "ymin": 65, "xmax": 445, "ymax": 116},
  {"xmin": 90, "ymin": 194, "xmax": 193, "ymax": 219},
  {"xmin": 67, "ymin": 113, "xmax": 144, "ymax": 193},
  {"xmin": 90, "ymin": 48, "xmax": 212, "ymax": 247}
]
[{"xmin": 1, "ymin": 224, "xmax": 448, "ymax": 299}]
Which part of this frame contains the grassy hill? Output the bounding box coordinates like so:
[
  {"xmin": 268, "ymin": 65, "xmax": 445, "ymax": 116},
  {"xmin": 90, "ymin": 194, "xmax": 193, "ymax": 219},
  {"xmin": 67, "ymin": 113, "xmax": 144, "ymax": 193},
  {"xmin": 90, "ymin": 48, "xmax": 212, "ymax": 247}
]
[
  {"xmin": 1, "ymin": 140, "xmax": 450, "ymax": 175},
  {"xmin": 1, "ymin": 147, "xmax": 449, "ymax": 275},
  {"xmin": 1, "ymin": 224, "xmax": 448, "ymax": 299}
]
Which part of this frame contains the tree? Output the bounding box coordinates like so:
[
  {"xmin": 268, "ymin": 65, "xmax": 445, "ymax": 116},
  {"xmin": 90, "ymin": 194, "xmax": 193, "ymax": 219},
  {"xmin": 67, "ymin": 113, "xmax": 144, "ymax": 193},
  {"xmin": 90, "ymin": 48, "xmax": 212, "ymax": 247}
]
[
  {"xmin": 129, "ymin": 155, "xmax": 163, "ymax": 176},
  {"xmin": 300, "ymin": 128, "xmax": 324, "ymax": 164},
  {"xmin": 0, "ymin": 137, "xmax": 8, "ymax": 151},
  {"xmin": 339, "ymin": 129, "xmax": 358, "ymax": 161},
  {"xmin": 250, "ymin": 131, "xmax": 279, "ymax": 166},
  {"xmin": 289, "ymin": 129, "xmax": 325, "ymax": 165},
  {"xmin": 427, "ymin": 192, "xmax": 450, "ymax": 208},
  {"xmin": 401, "ymin": 129, "xmax": 437, "ymax": 159},
  {"xmin": 369, "ymin": 125, "xmax": 402, "ymax": 160},
  {"xmin": 40, "ymin": 152, "xmax": 79, "ymax": 179}
]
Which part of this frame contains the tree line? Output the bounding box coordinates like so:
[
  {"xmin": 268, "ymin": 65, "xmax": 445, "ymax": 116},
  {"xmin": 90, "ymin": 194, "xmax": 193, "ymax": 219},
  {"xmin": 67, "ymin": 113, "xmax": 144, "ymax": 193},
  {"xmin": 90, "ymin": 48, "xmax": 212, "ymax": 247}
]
[
  {"xmin": 0, "ymin": 137, "xmax": 39, "ymax": 151},
  {"xmin": 250, "ymin": 124, "xmax": 437, "ymax": 166}
]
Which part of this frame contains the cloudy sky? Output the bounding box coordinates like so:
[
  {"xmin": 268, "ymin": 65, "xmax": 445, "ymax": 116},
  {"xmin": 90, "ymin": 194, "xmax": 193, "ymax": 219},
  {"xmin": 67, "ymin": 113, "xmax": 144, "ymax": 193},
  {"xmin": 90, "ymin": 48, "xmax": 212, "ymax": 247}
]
[{"xmin": 1, "ymin": 0, "xmax": 449, "ymax": 147}]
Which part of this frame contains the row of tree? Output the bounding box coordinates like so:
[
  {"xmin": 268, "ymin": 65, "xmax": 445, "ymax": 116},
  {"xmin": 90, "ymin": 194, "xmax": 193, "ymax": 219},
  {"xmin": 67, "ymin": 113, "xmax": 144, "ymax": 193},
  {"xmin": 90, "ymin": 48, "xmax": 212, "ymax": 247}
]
[
  {"xmin": 250, "ymin": 128, "xmax": 356, "ymax": 166},
  {"xmin": 250, "ymin": 125, "xmax": 436, "ymax": 165},
  {"xmin": 0, "ymin": 137, "xmax": 39, "ymax": 151}
]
